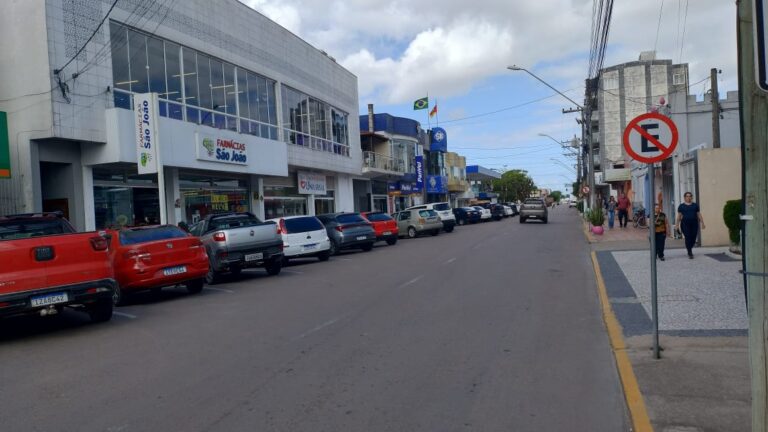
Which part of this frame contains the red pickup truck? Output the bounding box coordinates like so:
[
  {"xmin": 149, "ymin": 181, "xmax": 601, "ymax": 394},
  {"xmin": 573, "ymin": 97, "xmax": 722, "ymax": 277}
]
[{"xmin": 0, "ymin": 212, "xmax": 116, "ymax": 322}]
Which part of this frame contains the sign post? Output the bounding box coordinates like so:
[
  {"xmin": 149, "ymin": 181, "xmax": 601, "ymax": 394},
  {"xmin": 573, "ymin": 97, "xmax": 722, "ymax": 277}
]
[{"xmin": 623, "ymin": 112, "xmax": 679, "ymax": 359}]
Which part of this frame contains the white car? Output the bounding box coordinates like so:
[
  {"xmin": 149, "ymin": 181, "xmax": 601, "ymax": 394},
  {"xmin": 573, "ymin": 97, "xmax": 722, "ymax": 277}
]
[
  {"xmin": 502, "ymin": 205, "xmax": 514, "ymax": 217},
  {"xmin": 568, "ymin": 200, "xmax": 577, "ymax": 208},
  {"xmin": 472, "ymin": 206, "xmax": 492, "ymax": 221},
  {"xmin": 268, "ymin": 215, "xmax": 332, "ymax": 263},
  {"xmin": 406, "ymin": 202, "xmax": 456, "ymax": 232}
]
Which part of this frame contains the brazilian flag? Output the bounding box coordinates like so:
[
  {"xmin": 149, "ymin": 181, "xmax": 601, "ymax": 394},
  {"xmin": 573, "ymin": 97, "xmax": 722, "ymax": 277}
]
[{"xmin": 413, "ymin": 97, "xmax": 428, "ymax": 110}]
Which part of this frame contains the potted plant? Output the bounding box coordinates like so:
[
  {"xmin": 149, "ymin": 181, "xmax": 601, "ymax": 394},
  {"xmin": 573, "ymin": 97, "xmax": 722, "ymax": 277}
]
[
  {"xmin": 588, "ymin": 207, "xmax": 605, "ymax": 235},
  {"xmin": 723, "ymin": 199, "xmax": 742, "ymax": 254}
]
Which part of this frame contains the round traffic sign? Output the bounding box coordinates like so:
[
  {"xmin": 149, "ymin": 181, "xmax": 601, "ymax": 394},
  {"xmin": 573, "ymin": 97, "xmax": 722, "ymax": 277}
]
[
  {"xmin": 622, "ymin": 112, "xmax": 679, "ymax": 164},
  {"xmin": 582, "ymin": 186, "xmax": 590, "ymax": 194}
]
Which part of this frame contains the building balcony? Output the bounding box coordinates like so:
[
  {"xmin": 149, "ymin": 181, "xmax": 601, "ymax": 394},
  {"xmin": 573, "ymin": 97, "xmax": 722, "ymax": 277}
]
[
  {"xmin": 362, "ymin": 151, "xmax": 407, "ymax": 179},
  {"xmin": 447, "ymin": 178, "xmax": 468, "ymax": 192}
]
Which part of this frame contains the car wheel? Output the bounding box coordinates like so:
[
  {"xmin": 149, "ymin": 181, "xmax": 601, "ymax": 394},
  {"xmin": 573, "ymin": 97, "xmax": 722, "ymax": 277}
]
[
  {"xmin": 444, "ymin": 225, "xmax": 454, "ymax": 233},
  {"xmin": 543, "ymin": 218, "xmax": 548, "ymax": 224},
  {"xmin": 407, "ymin": 227, "xmax": 417, "ymax": 238},
  {"xmin": 318, "ymin": 250, "xmax": 331, "ymax": 261},
  {"xmin": 88, "ymin": 299, "xmax": 113, "ymax": 323},
  {"xmin": 361, "ymin": 242, "xmax": 374, "ymax": 252},
  {"xmin": 386, "ymin": 237, "xmax": 398, "ymax": 246},
  {"xmin": 431, "ymin": 229, "xmax": 439, "ymax": 236},
  {"xmin": 329, "ymin": 239, "xmax": 339, "ymax": 255},
  {"xmin": 520, "ymin": 216, "xmax": 526, "ymax": 224},
  {"xmin": 205, "ymin": 262, "xmax": 220, "ymax": 285},
  {"xmin": 458, "ymin": 218, "xmax": 465, "ymax": 226},
  {"xmin": 281, "ymin": 256, "xmax": 290, "ymax": 266},
  {"xmin": 186, "ymin": 278, "xmax": 204, "ymax": 294},
  {"xmin": 265, "ymin": 259, "xmax": 282, "ymax": 276},
  {"xmin": 112, "ymin": 285, "xmax": 124, "ymax": 306}
]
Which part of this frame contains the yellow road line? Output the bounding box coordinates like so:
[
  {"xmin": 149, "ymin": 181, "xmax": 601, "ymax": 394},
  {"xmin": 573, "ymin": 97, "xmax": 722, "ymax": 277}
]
[{"xmin": 591, "ymin": 251, "xmax": 653, "ymax": 432}]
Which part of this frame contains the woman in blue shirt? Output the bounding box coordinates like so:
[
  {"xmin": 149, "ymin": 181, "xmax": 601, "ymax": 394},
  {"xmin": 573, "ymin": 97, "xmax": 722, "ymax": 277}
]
[{"xmin": 675, "ymin": 192, "xmax": 706, "ymax": 258}]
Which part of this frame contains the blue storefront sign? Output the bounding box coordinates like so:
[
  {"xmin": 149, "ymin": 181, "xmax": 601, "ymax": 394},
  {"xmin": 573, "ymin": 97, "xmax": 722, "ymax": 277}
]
[
  {"xmin": 399, "ymin": 182, "xmax": 414, "ymax": 194},
  {"xmin": 426, "ymin": 175, "xmax": 447, "ymax": 194},
  {"xmin": 430, "ymin": 127, "xmax": 447, "ymax": 152},
  {"xmin": 414, "ymin": 155, "xmax": 424, "ymax": 192}
]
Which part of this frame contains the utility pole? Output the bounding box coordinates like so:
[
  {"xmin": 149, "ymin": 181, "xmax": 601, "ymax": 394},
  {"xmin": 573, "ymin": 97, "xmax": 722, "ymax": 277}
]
[
  {"xmin": 711, "ymin": 67, "xmax": 721, "ymax": 148},
  {"xmin": 737, "ymin": 0, "xmax": 768, "ymax": 430}
]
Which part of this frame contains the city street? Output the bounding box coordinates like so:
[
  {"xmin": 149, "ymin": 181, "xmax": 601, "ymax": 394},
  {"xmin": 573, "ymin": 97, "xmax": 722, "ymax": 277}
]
[{"xmin": 0, "ymin": 206, "xmax": 628, "ymax": 432}]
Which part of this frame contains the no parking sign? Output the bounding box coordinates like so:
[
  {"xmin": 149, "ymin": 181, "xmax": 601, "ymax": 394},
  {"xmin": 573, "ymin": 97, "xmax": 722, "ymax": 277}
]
[{"xmin": 622, "ymin": 112, "xmax": 678, "ymax": 163}]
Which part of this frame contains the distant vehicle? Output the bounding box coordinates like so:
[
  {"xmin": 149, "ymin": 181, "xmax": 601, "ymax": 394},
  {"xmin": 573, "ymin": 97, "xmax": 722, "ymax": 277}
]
[
  {"xmin": 316, "ymin": 213, "xmax": 376, "ymax": 255},
  {"xmin": 487, "ymin": 204, "xmax": 505, "ymax": 221},
  {"xmin": 568, "ymin": 200, "xmax": 577, "ymax": 208},
  {"xmin": 406, "ymin": 202, "xmax": 455, "ymax": 232},
  {"xmin": 109, "ymin": 225, "xmax": 209, "ymax": 304},
  {"xmin": 453, "ymin": 207, "xmax": 481, "ymax": 225},
  {"xmin": 392, "ymin": 209, "xmax": 443, "ymax": 238},
  {"xmin": 0, "ymin": 212, "xmax": 115, "ymax": 322},
  {"xmin": 361, "ymin": 212, "xmax": 398, "ymax": 246},
  {"xmin": 269, "ymin": 216, "xmax": 331, "ymax": 263},
  {"xmin": 502, "ymin": 205, "xmax": 514, "ymax": 217},
  {"xmin": 507, "ymin": 203, "xmax": 519, "ymax": 215},
  {"xmin": 520, "ymin": 198, "xmax": 549, "ymax": 224},
  {"xmin": 189, "ymin": 212, "xmax": 284, "ymax": 284},
  {"xmin": 472, "ymin": 206, "xmax": 492, "ymax": 221}
]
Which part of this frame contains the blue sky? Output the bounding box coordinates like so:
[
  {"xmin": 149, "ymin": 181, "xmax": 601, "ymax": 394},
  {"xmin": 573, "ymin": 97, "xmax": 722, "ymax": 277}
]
[{"xmin": 245, "ymin": 0, "xmax": 739, "ymax": 195}]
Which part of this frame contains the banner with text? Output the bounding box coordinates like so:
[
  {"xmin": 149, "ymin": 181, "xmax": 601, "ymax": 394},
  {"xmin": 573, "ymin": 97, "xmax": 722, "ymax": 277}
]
[
  {"xmin": 197, "ymin": 133, "xmax": 248, "ymax": 165},
  {"xmin": 414, "ymin": 155, "xmax": 424, "ymax": 192},
  {"xmin": 133, "ymin": 93, "xmax": 160, "ymax": 174},
  {"xmin": 0, "ymin": 111, "xmax": 10, "ymax": 178},
  {"xmin": 298, "ymin": 172, "xmax": 327, "ymax": 195}
]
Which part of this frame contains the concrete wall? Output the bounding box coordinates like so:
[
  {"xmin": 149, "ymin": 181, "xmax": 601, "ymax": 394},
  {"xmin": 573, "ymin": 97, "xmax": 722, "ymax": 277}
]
[{"xmin": 697, "ymin": 148, "xmax": 741, "ymax": 246}]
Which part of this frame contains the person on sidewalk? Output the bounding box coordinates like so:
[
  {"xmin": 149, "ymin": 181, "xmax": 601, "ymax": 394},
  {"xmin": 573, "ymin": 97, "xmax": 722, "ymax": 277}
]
[
  {"xmin": 617, "ymin": 193, "xmax": 630, "ymax": 228},
  {"xmin": 654, "ymin": 204, "xmax": 669, "ymax": 260},
  {"xmin": 607, "ymin": 196, "xmax": 617, "ymax": 229},
  {"xmin": 675, "ymin": 192, "xmax": 706, "ymax": 259}
]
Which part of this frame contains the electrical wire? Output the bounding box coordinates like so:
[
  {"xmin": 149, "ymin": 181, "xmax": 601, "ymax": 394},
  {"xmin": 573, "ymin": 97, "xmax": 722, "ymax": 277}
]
[
  {"xmin": 55, "ymin": 0, "xmax": 122, "ymax": 75},
  {"xmin": 653, "ymin": 0, "xmax": 665, "ymax": 55},
  {"xmin": 678, "ymin": 0, "xmax": 689, "ymax": 63},
  {"xmin": 436, "ymin": 90, "xmax": 578, "ymax": 125}
]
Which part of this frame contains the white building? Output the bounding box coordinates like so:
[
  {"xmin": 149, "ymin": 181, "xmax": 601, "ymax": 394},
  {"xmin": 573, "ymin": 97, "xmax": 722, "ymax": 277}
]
[{"xmin": 0, "ymin": 0, "xmax": 362, "ymax": 230}]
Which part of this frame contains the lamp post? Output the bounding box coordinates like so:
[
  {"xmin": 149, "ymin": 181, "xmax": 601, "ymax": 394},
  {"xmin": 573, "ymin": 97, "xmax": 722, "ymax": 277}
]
[{"xmin": 509, "ymin": 65, "xmax": 594, "ymax": 211}]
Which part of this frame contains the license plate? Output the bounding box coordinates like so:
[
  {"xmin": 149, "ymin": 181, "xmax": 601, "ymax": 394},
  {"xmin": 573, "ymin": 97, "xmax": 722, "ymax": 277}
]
[
  {"xmin": 163, "ymin": 265, "xmax": 187, "ymax": 276},
  {"xmin": 383, "ymin": 231, "xmax": 392, "ymax": 236},
  {"xmin": 303, "ymin": 243, "xmax": 317, "ymax": 251},
  {"xmin": 245, "ymin": 252, "xmax": 263, "ymax": 262},
  {"xmin": 30, "ymin": 292, "xmax": 68, "ymax": 307},
  {"xmin": 356, "ymin": 236, "xmax": 367, "ymax": 241}
]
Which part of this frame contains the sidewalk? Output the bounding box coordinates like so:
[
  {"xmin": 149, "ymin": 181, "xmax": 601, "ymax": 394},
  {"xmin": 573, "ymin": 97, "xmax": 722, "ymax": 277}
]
[{"xmin": 589, "ymin": 223, "xmax": 749, "ymax": 431}]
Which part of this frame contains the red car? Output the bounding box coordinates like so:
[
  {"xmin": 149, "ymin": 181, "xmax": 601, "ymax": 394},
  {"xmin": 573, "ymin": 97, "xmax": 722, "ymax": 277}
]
[
  {"xmin": 360, "ymin": 212, "xmax": 398, "ymax": 246},
  {"xmin": 109, "ymin": 225, "xmax": 209, "ymax": 304}
]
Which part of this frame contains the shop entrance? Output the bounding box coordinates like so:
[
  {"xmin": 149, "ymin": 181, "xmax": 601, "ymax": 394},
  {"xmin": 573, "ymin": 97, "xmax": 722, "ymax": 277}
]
[{"xmin": 93, "ymin": 167, "xmax": 160, "ymax": 228}]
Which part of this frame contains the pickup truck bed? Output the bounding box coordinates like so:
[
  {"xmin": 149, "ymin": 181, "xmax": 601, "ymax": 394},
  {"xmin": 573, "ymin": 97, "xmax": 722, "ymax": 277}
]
[{"xmin": 0, "ymin": 213, "xmax": 115, "ymax": 322}]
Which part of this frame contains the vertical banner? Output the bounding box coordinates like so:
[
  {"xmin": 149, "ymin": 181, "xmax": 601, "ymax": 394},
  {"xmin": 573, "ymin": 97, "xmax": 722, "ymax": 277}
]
[
  {"xmin": 414, "ymin": 155, "xmax": 424, "ymax": 192},
  {"xmin": 0, "ymin": 111, "xmax": 10, "ymax": 178},
  {"xmin": 133, "ymin": 93, "xmax": 160, "ymax": 174}
]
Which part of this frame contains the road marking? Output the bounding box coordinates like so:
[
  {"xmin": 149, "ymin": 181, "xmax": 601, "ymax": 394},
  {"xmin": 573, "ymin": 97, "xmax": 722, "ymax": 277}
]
[
  {"xmin": 444, "ymin": 257, "xmax": 457, "ymax": 265},
  {"xmin": 206, "ymin": 287, "xmax": 234, "ymax": 294},
  {"xmin": 472, "ymin": 243, "xmax": 484, "ymax": 250},
  {"xmin": 293, "ymin": 316, "xmax": 345, "ymax": 340},
  {"xmin": 334, "ymin": 258, "xmax": 353, "ymax": 261},
  {"xmin": 591, "ymin": 251, "xmax": 653, "ymax": 432},
  {"xmin": 113, "ymin": 311, "xmax": 137, "ymax": 319},
  {"xmin": 398, "ymin": 275, "xmax": 424, "ymax": 288},
  {"xmin": 282, "ymin": 269, "xmax": 304, "ymax": 275}
]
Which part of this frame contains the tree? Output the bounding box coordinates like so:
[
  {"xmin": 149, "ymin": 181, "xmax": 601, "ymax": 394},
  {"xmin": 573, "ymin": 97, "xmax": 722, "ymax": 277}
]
[
  {"xmin": 492, "ymin": 169, "xmax": 537, "ymax": 202},
  {"xmin": 550, "ymin": 190, "xmax": 563, "ymax": 202}
]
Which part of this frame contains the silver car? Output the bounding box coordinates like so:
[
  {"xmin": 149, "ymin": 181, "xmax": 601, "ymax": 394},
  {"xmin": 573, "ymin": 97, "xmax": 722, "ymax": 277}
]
[
  {"xmin": 393, "ymin": 209, "xmax": 443, "ymax": 238},
  {"xmin": 519, "ymin": 198, "xmax": 549, "ymax": 224}
]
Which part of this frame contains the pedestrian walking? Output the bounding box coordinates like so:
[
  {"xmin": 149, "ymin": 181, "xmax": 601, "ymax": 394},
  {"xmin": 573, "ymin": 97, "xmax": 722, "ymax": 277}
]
[
  {"xmin": 675, "ymin": 192, "xmax": 706, "ymax": 259},
  {"xmin": 607, "ymin": 196, "xmax": 617, "ymax": 229},
  {"xmin": 617, "ymin": 193, "xmax": 630, "ymax": 228},
  {"xmin": 653, "ymin": 204, "xmax": 669, "ymax": 261}
]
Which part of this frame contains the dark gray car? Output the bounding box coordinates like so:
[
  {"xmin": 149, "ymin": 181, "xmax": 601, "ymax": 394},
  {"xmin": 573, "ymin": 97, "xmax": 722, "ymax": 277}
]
[{"xmin": 316, "ymin": 213, "xmax": 376, "ymax": 255}]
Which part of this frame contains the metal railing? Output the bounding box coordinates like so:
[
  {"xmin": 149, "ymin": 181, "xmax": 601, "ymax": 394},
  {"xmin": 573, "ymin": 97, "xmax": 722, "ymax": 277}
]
[{"xmin": 363, "ymin": 151, "xmax": 406, "ymax": 173}]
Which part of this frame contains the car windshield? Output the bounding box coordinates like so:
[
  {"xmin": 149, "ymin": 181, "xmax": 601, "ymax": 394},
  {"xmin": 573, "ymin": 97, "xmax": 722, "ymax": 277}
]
[
  {"xmin": 365, "ymin": 213, "xmax": 393, "ymax": 222},
  {"xmin": 0, "ymin": 218, "xmax": 74, "ymax": 240},
  {"xmin": 208, "ymin": 214, "xmax": 262, "ymax": 231},
  {"xmin": 337, "ymin": 213, "xmax": 366, "ymax": 224},
  {"xmin": 284, "ymin": 217, "xmax": 324, "ymax": 233},
  {"xmin": 119, "ymin": 226, "xmax": 188, "ymax": 245},
  {"xmin": 432, "ymin": 203, "xmax": 450, "ymax": 211}
]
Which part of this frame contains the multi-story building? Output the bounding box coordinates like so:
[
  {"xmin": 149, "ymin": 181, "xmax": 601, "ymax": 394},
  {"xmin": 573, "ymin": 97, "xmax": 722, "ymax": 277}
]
[
  {"xmin": 0, "ymin": 0, "xmax": 361, "ymax": 230},
  {"xmin": 444, "ymin": 152, "xmax": 468, "ymax": 207},
  {"xmin": 593, "ymin": 51, "xmax": 689, "ymax": 202}
]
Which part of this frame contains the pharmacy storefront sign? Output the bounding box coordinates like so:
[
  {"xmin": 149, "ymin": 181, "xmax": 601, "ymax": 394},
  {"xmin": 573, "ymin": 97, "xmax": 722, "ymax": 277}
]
[
  {"xmin": 197, "ymin": 134, "xmax": 248, "ymax": 165},
  {"xmin": 297, "ymin": 172, "xmax": 327, "ymax": 195}
]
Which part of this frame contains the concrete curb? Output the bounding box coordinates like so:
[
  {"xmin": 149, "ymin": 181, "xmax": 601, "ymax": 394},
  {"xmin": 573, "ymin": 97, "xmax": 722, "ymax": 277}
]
[{"xmin": 590, "ymin": 251, "xmax": 654, "ymax": 432}]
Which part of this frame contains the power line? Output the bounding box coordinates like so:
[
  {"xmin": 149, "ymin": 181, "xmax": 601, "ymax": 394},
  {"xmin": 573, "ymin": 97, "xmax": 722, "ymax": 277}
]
[
  {"xmin": 678, "ymin": 0, "xmax": 689, "ymax": 63},
  {"xmin": 653, "ymin": 0, "xmax": 665, "ymax": 55},
  {"xmin": 437, "ymin": 90, "xmax": 578, "ymax": 125},
  {"xmin": 55, "ymin": 0, "xmax": 122, "ymax": 75}
]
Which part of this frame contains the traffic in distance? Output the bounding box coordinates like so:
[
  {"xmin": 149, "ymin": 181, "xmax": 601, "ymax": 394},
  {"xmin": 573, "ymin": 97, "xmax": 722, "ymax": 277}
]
[{"xmin": 0, "ymin": 200, "xmax": 547, "ymax": 327}]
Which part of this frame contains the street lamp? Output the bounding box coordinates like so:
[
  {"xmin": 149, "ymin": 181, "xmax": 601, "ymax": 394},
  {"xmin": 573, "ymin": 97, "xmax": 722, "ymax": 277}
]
[{"xmin": 509, "ymin": 65, "xmax": 594, "ymax": 210}]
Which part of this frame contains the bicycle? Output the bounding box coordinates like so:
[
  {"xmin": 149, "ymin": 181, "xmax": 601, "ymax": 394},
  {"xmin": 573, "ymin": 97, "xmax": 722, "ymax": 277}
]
[{"xmin": 633, "ymin": 206, "xmax": 648, "ymax": 228}]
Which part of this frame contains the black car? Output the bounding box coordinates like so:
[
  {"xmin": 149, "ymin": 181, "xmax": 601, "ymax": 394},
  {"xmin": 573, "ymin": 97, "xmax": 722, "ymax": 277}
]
[
  {"xmin": 481, "ymin": 203, "xmax": 505, "ymax": 221},
  {"xmin": 453, "ymin": 207, "xmax": 481, "ymax": 225}
]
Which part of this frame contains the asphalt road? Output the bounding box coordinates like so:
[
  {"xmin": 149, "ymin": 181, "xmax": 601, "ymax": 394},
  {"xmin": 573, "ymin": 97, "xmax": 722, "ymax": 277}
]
[{"xmin": 0, "ymin": 205, "xmax": 628, "ymax": 431}]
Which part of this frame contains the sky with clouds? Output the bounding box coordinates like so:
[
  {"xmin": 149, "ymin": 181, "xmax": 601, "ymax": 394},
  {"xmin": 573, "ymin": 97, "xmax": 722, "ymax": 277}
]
[{"xmin": 244, "ymin": 0, "xmax": 738, "ymax": 194}]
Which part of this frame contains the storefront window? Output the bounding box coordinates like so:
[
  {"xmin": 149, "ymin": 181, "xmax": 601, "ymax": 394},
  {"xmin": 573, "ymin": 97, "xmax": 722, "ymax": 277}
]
[
  {"xmin": 179, "ymin": 173, "xmax": 249, "ymax": 224},
  {"xmin": 314, "ymin": 191, "xmax": 335, "ymax": 215}
]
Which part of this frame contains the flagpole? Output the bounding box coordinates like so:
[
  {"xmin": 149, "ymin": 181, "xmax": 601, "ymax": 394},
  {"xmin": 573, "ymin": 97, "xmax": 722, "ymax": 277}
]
[
  {"xmin": 435, "ymin": 98, "xmax": 439, "ymax": 127},
  {"xmin": 426, "ymin": 91, "xmax": 431, "ymax": 130}
]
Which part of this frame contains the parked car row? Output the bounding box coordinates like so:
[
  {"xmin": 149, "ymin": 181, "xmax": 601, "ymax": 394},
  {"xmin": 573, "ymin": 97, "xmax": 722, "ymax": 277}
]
[{"xmin": 0, "ymin": 201, "xmax": 522, "ymax": 328}]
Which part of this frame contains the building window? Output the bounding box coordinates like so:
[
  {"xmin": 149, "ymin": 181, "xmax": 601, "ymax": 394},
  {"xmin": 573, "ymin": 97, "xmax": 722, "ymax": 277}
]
[
  {"xmin": 673, "ymin": 72, "xmax": 686, "ymax": 85},
  {"xmin": 602, "ymin": 75, "xmax": 618, "ymax": 90},
  {"xmin": 282, "ymin": 85, "xmax": 349, "ymax": 157},
  {"xmin": 110, "ymin": 21, "xmax": 278, "ymax": 138},
  {"xmin": 179, "ymin": 173, "xmax": 249, "ymax": 224}
]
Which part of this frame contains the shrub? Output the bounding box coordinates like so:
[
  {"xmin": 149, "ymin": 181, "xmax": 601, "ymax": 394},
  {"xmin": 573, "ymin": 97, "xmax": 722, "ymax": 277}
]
[
  {"xmin": 587, "ymin": 207, "xmax": 605, "ymax": 226},
  {"xmin": 723, "ymin": 199, "xmax": 742, "ymax": 245}
]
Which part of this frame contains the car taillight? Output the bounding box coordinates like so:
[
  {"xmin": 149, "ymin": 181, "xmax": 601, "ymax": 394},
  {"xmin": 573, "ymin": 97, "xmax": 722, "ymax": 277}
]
[
  {"xmin": 277, "ymin": 219, "xmax": 287, "ymax": 234},
  {"xmin": 213, "ymin": 231, "xmax": 226, "ymax": 242},
  {"xmin": 123, "ymin": 249, "xmax": 150, "ymax": 261},
  {"xmin": 418, "ymin": 218, "xmax": 426, "ymax": 224},
  {"xmin": 90, "ymin": 236, "xmax": 109, "ymax": 251},
  {"xmin": 335, "ymin": 225, "xmax": 344, "ymax": 232},
  {"xmin": 190, "ymin": 239, "xmax": 203, "ymax": 248}
]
